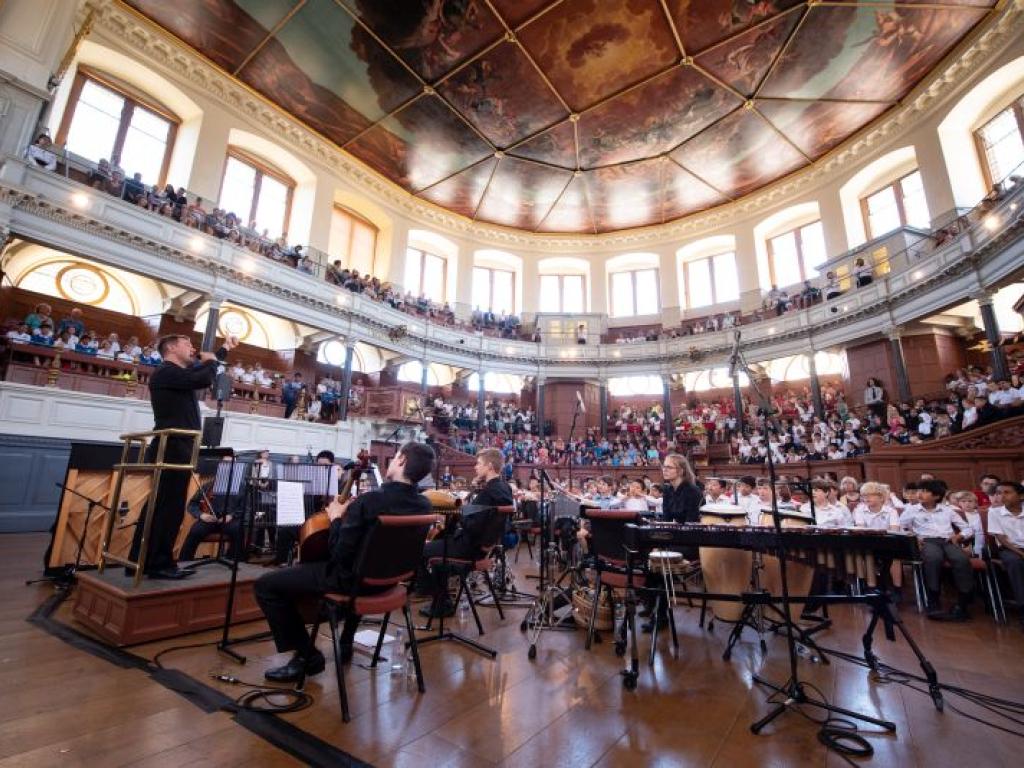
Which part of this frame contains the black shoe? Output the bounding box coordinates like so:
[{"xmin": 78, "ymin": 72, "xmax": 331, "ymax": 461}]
[
  {"xmin": 264, "ymin": 650, "xmax": 326, "ymax": 682},
  {"xmin": 145, "ymin": 567, "xmax": 193, "ymax": 580},
  {"xmin": 420, "ymin": 601, "xmax": 455, "ymax": 619},
  {"xmin": 641, "ymin": 616, "xmax": 668, "ymax": 634}
]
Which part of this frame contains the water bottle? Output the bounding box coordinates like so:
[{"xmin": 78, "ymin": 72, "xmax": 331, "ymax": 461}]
[
  {"xmin": 458, "ymin": 594, "xmax": 470, "ymax": 625},
  {"xmin": 404, "ymin": 646, "xmax": 416, "ymax": 681},
  {"xmin": 390, "ymin": 628, "xmax": 405, "ymax": 676}
]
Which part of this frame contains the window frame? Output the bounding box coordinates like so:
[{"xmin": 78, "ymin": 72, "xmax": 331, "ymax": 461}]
[
  {"xmin": 472, "ymin": 265, "xmax": 516, "ymax": 314},
  {"xmin": 218, "ymin": 148, "xmax": 295, "ymax": 239},
  {"xmin": 609, "ymin": 267, "xmax": 659, "ymax": 318},
  {"xmin": 683, "ymin": 252, "xmax": 738, "ymax": 308},
  {"xmin": 406, "ymin": 246, "xmax": 449, "ymax": 302},
  {"xmin": 331, "ymin": 204, "xmax": 379, "ymax": 274},
  {"xmin": 538, "ymin": 273, "xmax": 587, "ymax": 313},
  {"xmin": 858, "ymin": 169, "xmax": 927, "ymax": 239},
  {"xmin": 974, "ymin": 97, "xmax": 1024, "ymax": 190},
  {"xmin": 766, "ymin": 220, "xmax": 824, "ymax": 287},
  {"xmin": 56, "ymin": 67, "xmax": 179, "ymax": 187}
]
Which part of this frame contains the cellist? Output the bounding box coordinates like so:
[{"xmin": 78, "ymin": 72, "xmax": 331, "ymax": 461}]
[{"xmin": 254, "ymin": 441, "xmax": 436, "ymax": 683}]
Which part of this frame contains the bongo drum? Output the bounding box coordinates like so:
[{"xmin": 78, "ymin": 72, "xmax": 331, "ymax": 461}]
[
  {"xmin": 759, "ymin": 506, "xmax": 816, "ymax": 622},
  {"xmin": 699, "ymin": 503, "xmax": 750, "ymax": 623}
]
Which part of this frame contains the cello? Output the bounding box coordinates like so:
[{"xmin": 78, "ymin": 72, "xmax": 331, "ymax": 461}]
[{"xmin": 297, "ymin": 450, "xmax": 370, "ymax": 562}]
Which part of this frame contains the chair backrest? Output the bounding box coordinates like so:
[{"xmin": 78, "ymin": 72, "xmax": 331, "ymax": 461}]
[
  {"xmin": 352, "ymin": 513, "xmax": 436, "ymax": 590},
  {"xmin": 467, "ymin": 505, "xmax": 514, "ymax": 557},
  {"xmin": 583, "ymin": 508, "xmax": 643, "ymax": 566}
]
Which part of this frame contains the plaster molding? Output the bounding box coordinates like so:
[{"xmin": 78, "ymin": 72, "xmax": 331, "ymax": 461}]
[{"xmin": 85, "ymin": 0, "xmax": 1022, "ymax": 250}]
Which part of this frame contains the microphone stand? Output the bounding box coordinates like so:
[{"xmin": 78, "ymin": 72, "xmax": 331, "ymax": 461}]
[
  {"xmin": 27, "ymin": 484, "xmax": 110, "ymax": 588},
  {"xmin": 730, "ymin": 339, "xmax": 893, "ymax": 735}
]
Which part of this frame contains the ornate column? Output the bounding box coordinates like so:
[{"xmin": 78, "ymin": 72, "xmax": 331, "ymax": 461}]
[
  {"xmin": 338, "ymin": 342, "xmax": 355, "ymax": 421},
  {"xmin": 977, "ymin": 291, "xmax": 1010, "ymax": 381},
  {"xmin": 477, "ymin": 369, "xmax": 486, "ymax": 434},
  {"xmin": 807, "ymin": 352, "xmax": 824, "ymax": 419},
  {"xmin": 536, "ymin": 376, "xmax": 546, "ymax": 438},
  {"xmin": 201, "ymin": 296, "xmax": 223, "ymax": 352},
  {"xmin": 887, "ymin": 327, "xmax": 913, "ymax": 403},
  {"xmin": 598, "ymin": 377, "xmax": 608, "ymax": 439}
]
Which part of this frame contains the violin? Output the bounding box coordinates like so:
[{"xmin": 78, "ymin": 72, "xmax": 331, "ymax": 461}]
[{"xmin": 297, "ymin": 452, "xmax": 370, "ymax": 562}]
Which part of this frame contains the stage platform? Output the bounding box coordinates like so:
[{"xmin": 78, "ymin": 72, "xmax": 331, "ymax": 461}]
[{"xmin": 72, "ymin": 562, "xmax": 265, "ymax": 646}]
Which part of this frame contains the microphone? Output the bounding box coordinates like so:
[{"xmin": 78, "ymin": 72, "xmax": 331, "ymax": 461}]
[
  {"xmin": 575, "ymin": 390, "xmax": 587, "ymax": 414},
  {"xmin": 727, "ymin": 329, "xmax": 742, "ymax": 379}
]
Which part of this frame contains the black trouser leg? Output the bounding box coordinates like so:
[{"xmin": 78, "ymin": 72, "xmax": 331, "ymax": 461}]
[
  {"xmin": 274, "ymin": 526, "xmax": 299, "ymax": 564},
  {"xmin": 253, "ymin": 562, "xmax": 334, "ymax": 655},
  {"xmin": 920, "ymin": 540, "xmax": 945, "ymax": 595},
  {"xmin": 941, "ymin": 542, "xmax": 974, "ymax": 597},
  {"xmin": 999, "ymin": 549, "xmax": 1024, "ymax": 608},
  {"xmin": 130, "ymin": 439, "xmax": 192, "ymax": 572}
]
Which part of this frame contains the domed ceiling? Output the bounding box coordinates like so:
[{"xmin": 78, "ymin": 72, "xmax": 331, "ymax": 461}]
[{"xmin": 123, "ymin": 0, "xmax": 995, "ymax": 234}]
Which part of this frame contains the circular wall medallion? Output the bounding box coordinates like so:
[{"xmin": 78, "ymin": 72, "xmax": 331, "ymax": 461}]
[
  {"xmin": 218, "ymin": 310, "xmax": 252, "ymax": 341},
  {"xmin": 56, "ymin": 264, "xmax": 110, "ymax": 305}
]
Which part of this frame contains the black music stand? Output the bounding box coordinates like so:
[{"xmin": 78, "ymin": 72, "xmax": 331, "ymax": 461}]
[{"xmin": 727, "ymin": 333, "xmax": 896, "ymax": 735}]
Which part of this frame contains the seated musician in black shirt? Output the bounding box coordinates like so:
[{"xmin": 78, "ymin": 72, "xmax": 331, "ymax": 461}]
[
  {"xmin": 178, "ymin": 463, "xmax": 242, "ymax": 561},
  {"xmin": 255, "ymin": 441, "xmax": 435, "ymax": 683},
  {"xmin": 421, "ymin": 447, "xmax": 514, "ymax": 618}
]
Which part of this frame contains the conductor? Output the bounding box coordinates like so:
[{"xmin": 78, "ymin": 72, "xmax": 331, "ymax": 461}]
[{"xmin": 128, "ymin": 333, "xmax": 238, "ymax": 580}]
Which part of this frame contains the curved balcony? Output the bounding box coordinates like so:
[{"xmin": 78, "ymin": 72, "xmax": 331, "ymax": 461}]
[{"xmin": 1, "ymin": 155, "xmax": 1022, "ymax": 377}]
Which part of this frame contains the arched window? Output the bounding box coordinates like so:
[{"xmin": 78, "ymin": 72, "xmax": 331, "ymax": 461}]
[
  {"xmin": 467, "ymin": 372, "xmax": 523, "ymax": 394},
  {"xmin": 608, "ymin": 376, "xmax": 665, "ymax": 397},
  {"xmin": 682, "ymin": 368, "xmax": 748, "ymax": 392},
  {"xmin": 317, "ymin": 340, "xmax": 367, "ymax": 372},
  {"xmin": 682, "ymin": 252, "xmax": 739, "ymax": 309},
  {"xmin": 860, "ymin": 170, "xmax": 930, "ymax": 239},
  {"xmin": 218, "ymin": 149, "xmax": 294, "ymax": 239},
  {"xmin": 397, "ymin": 360, "xmax": 445, "ymax": 386},
  {"xmin": 472, "ymin": 266, "xmax": 515, "ymax": 314},
  {"xmin": 329, "ymin": 206, "xmax": 378, "ymax": 275},
  {"xmin": 609, "ymin": 268, "xmax": 659, "ymax": 317},
  {"xmin": 767, "ymin": 221, "xmax": 826, "ymax": 287},
  {"xmin": 976, "ymin": 95, "xmax": 1024, "ymax": 187},
  {"xmin": 539, "ymin": 274, "xmax": 585, "ymax": 313},
  {"xmin": 56, "ymin": 68, "xmax": 178, "ymax": 186},
  {"xmin": 405, "ymin": 247, "xmax": 448, "ymax": 302}
]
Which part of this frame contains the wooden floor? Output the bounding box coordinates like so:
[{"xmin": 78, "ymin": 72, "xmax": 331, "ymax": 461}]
[{"xmin": 5, "ymin": 532, "xmax": 1024, "ymax": 768}]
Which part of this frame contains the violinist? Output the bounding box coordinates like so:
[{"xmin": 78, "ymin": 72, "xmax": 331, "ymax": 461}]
[
  {"xmin": 179, "ymin": 461, "xmax": 241, "ymax": 562},
  {"xmin": 255, "ymin": 441, "xmax": 435, "ymax": 683}
]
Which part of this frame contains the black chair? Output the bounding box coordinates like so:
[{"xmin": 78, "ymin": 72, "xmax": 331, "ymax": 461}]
[
  {"xmin": 581, "ymin": 509, "xmax": 644, "ymax": 651},
  {"xmin": 296, "ymin": 513, "xmax": 436, "ymax": 722}
]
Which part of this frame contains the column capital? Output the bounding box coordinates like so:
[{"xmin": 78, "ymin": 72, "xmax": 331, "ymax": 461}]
[
  {"xmin": 972, "ymin": 289, "xmax": 995, "ymax": 307},
  {"xmin": 884, "ymin": 325, "xmax": 904, "ymax": 341}
]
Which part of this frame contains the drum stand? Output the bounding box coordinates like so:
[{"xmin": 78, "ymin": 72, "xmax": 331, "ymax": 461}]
[{"xmin": 721, "ymin": 555, "xmax": 769, "ymax": 659}]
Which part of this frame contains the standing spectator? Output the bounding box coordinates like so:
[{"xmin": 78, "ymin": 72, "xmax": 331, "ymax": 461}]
[
  {"xmin": 864, "ymin": 378, "xmax": 885, "ymax": 420},
  {"xmin": 24, "ymin": 303, "xmax": 52, "ymax": 330},
  {"xmin": 26, "ymin": 134, "xmax": 57, "ymax": 171},
  {"xmin": 853, "ymin": 258, "xmax": 873, "ymax": 287},
  {"xmin": 282, "ymin": 372, "xmax": 305, "ymax": 419},
  {"xmin": 56, "ymin": 308, "xmax": 86, "ymax": 339}
]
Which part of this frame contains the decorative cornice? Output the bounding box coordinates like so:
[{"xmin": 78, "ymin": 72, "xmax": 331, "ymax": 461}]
[{"xmin": 85, "ymin": 0, "xmax": 1022, "ymax": 251}]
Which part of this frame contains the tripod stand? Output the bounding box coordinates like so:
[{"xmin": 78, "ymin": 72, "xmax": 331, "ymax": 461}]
[
  {"xmin": 522, "ymin": 469, "xmax": 578, "ymax": 659},
  {"xmin": 27, "ymin": 484, "xmax": 110, "ymax": 589},
  {"xmin": 727, "ymin": 332, "xmax": 896, "ymax": 735}
]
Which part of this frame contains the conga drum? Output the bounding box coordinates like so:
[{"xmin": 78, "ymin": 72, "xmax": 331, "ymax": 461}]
[
  {"xmin": 759, "ymin": 507, "xmax": 816, "ymax": 622},
  {"xmin": 699, "ymin": 503, "xmax": 751, "ymax": 623}
]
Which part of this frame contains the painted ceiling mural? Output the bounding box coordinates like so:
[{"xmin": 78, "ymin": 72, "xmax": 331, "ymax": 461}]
[{"xmin": 123, "ymin": 0, "xmax": 996, "ymax": 233}]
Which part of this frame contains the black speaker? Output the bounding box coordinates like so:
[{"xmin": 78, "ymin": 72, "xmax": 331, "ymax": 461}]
[
  {"xmin": 214, "ymin": 372, "xmax": 233, "ymax": 402},
  {"xmin": 201, "ymin": 416, "xmax": 225, "ymax": 447}
]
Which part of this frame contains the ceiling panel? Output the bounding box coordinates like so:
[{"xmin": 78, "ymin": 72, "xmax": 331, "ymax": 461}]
[
  {"xmin": 347, "ymin": 95, "xmax": 493, "ymax": 191},
  {"xmin": 585, "ymin": 159, "xmax": 665, "ymax": 232},
  {"xmin": 756, "ymin": 99, "xmax": 891, "ymax": 160},
  {"xmin": 672, "ymin": 108, "xmax": 807, "ymax": 198},
  {"xmin": 516, "ymin": 0, "xmax": 678, "ymax": 112},
  {"xmin": 758, "ymin": 5, "xmax": 989, "ymax": 102},
  {"xmin": 338, "ymin": 0, "xmax": 504, "ymax": 83},
  {"xmin": 662, "ymin": 161, "xmax": 728, "ymax": 222},
  {"xmin": 124, "ymin": 0, "xmax": 300, "ymax": 73},
  {"xmin": 418, "ymin": 156, "xmax": 498, "ymax": 219},
  {"xmin": 488, "ymin": 0, "xmax": 553, "ymax": 28},
  {"xmin": 577, "ymin": 64, "xmax": 740, "ymax": 168},
  {"xmin": 507, "ymin": 120, "xmax": 577, "ymax": 169},
  {"xmin": 668, "ymin": 0, "xmax": 804, "ymax": 55},
  {"xmin": 438, "ymin": 40, "xmax": 568, "ymax": 148},
  {"xmin": 537, "ymin": 175, "xmax": 594, "ymax": 233},
  {"xmin": 475, "ymin": 158, "xmax": 573, "ymax": 230},
  {"xmin": 694, "ymin": 8, "xmax": 801, "ymax": 98}
]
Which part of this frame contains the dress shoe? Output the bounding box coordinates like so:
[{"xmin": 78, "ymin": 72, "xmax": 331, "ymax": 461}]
[
  {"xmin": 264, "ymin": 650, "xmax": 326, "ymax": 683},
  {"xmin": 145, "ymin": 567, "xmax": 193, "ymax": 580},
  {"xmin": 420, "ymin": 601, "xmax": 455, "ymax": 619}
]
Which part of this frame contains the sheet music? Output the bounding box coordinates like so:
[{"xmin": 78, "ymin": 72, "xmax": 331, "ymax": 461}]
[
  {"xmin": 276, "ymin": 481, "xmax": 306, "ymax": 526},
  {"xmin": 212, "ymin": 460, "xmax": 246, "ymax": 495}
]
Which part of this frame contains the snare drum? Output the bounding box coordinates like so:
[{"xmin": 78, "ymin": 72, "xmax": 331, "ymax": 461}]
[
  {"xmin": 759, "ymin": 507, "xmax": 816, "ymax": 622},
  {"xmin": 699, "ymin": 503, "xmax": 751, "ymax": 623}
]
